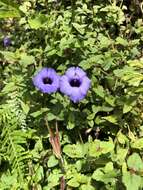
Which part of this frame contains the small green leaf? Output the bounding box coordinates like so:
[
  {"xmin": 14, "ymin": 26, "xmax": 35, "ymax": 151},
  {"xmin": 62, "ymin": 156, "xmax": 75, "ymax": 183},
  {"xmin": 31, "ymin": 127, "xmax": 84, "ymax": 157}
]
[
  {"xmin": 72, "ymin": 23, "xmax": 86, "ymax": 35},
  {"xmin": 116, "ymin": 37, "xmax": 128, "ymax": 46},
  {"xmin": 48, "ymin": 171, "xmax": 62, "ymax": 188},
  {"xmin": 19, "ymin": 53, "xmax": 35, "ymax": 66},
  {"xmin": 21, "ymin": 101, "xmax": 30, "ymax": 115},
  {"xmin": 47, "ymin": 112, "xmax": 57, "ymax": 121},
  {"xmin": 93, "ymin": 85, "xmax": 105, "ymax": 98},
  {"xmin": 131, "ymin": 138, "xmax": 143, "ymax": 150},
  {"xmin": 28, "ymin": 18, "xmax": 42, "ymax": 29},
  {"xmin": 34, "ymin": 165, "xmax": 44, "ymax": 183},
  {"xmin": 31, "ymin": 108, "xmax": 49, "ymax": 117},
  {"xmin": 102, "ymin": 115, "xmax": 118, "ymax": 124},
  {"xmin": 105, "ymin": 96, "xmax": 115, "ymax": 107},
  {"xmin": 28, "ymin": 15, "xmax": 46, "ymax": 29},
  {"xmin": 123, "ymin": 104, "xmax": 132, "ymax": 114},
  {"xmin": 67, "ymin": 178, "xmax": 80, "ymax": 187},
  {"xmin": 117, "ymin": 131, "xmax": 128, "ymax": 144},
  {"xmin": 67, "ymin": 112, "xmax": 75, "ymax": 129},
  {"xmin": 48, "ymin": 155, "xmax": 58, "ymax": 168},
  {"xmin": 115, "ymin": 148, "xmax": 128, "ymax": 165}
]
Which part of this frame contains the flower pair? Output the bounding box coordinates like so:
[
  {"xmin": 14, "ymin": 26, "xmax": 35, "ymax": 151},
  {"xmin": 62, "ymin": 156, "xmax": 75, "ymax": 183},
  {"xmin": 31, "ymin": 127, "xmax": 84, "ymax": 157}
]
[{"xmin": 33, "ymin": 67, "xmax": 91, "ymax": 103}]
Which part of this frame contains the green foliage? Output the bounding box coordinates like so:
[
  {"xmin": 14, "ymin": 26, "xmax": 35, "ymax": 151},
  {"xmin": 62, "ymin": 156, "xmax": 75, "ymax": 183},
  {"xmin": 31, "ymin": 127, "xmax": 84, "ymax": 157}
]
[{"xmin": 0, "ymin": 0, "xmax": 143, "ymax": 189}]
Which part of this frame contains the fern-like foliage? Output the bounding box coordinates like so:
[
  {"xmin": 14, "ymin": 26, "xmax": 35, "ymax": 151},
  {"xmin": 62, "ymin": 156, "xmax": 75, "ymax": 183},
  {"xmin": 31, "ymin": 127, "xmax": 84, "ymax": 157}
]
[{"xmin": 0, "ymin": 74, "xmax": 31, "ymax": 183}]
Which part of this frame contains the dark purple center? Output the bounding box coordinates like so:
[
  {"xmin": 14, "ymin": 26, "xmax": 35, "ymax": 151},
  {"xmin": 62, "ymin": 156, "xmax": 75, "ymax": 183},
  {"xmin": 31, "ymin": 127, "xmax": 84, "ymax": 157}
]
[
  {"xmin": 43, "ymin": 77, "xmax": 52, "ymax": 84},
  {"xmin": 70, "ymin": 79, "xmax": 81, "ymax": 87}
]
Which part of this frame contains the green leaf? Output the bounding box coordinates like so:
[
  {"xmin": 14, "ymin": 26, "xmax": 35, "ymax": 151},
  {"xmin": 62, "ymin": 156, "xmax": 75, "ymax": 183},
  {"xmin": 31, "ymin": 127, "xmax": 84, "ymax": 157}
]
[
  {"xmin": 127, "ymin": 59, "xmax": 143, "ymax": 69},
  {"xmin": 80, "ymin": 184, "xmax": 95, "ymax": 190},
  {"xmin": 116, "ymin": 37, "xmax": 128, "ymax": 46},
  {"xmin": 117, "ymin": 131, "xmax": 128, "ymax": 144},
  {"xmin": 63, "ymin": 144, "xmax": 87, "ymax": 158},
  {"xmin": 98, "ymin": 34, "xmax": 112, "ymax": 48},
  {"xmin": 20, "ymin": 101, "xmax": 30, "ymax": 115},
  {"xmin": 67, "ymin": 178, "xmax": 80, "ymax": 187},
  {"xmin": 28, "ymin": 18, "xmax": 42, "ymax": 29},
  {"xmin": 67, "ymin": 173, "xmax": 88, "ymax": 188},
  {"xmin": 72, "ymin": 23, "xmax": 86, "ymax": 35},
  {"xmin": 89, "ymin": 139, "xmax": 114, "ymax": 157},
  {"xmin": 48, "ymin": 170, "xmax": 62, "ymax": 188},
  {"xmin": 0, "ymin": 10, "xmax": 21, "ymax": 18},
  {"xmin": 47, "ymin": 112, "xmax": 57, "ymax": 121},
  {"xmin": 28, "ymin": 15, "xmax": 47, "ymax": 29},
  {"xmin": 67, "ymin": 112, "xmax": 75, "ymax": 129},
  {"xmin": 0, "ymin": 51, "xmax": 18, "ymax": 62},
  {"xmin": 122, "ymin": 171, "xmax": 142, "ymax": 190},
  {"xmin": 105, "ymin": 96, "xmax": 115, "ymax": 107},
  {"xmin": 93, "ymin": 85, "xmax": 105, "ymax": 98},
  {"xmin": 31, "ymin": 108, "xmax": 49, "ymax": 117},
  {"xmin": 0, "ymin": 0, "xmax": 22, "ymax": 18},
  {"xmin": 0, "ymin": 173, "xmax": 18, "ymax": 189},
  {"xmin": 102, "ymin": 115, "xmax": 118, "ymax": 124},
  {"xmin": 19, "ymin": 53, "xmax": 35, "ymax": 66},
  {"xmin": 92, "ymin": 162, "xmax": 117, "ymax": 184},
  {"xmin": 127, "ymin": 153, "xmax": 143, "ymax": 171},
  {"xmin": 0, "ymin": 0, "xmax": 20, "ymax": 9},
  {"xmin": 48, "ymin": 155, "xmax": 58, "ymax": 168},
  {"xmin": 123, "ymin": 104, "xmax": 132, "ymax": 114},
  {"xmin": 131, "ymin": 138, "xmax": 143, "ymax": 150},
  {"xmin": 115, "ymin": 148, "xmax": 128, "ymax": 165},
  {"xmin": 34, "ymin": 165, "xmax": 44, "ymax": 183}
]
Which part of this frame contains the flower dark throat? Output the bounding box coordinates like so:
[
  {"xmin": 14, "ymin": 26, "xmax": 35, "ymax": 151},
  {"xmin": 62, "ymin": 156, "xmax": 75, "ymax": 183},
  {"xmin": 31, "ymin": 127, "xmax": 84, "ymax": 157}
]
[
  {"xmin": 43, "ymin": 77, "xmax": 53, "ymax": 84},
  {"xmin": 70, "ymin": 79, "xmax": 81, "ymax": 87}
]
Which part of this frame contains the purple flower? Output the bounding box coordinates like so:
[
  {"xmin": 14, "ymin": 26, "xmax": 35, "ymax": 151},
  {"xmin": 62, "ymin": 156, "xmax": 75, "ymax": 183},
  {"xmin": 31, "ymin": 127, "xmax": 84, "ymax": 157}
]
[
  {"xmin": 3, "ymin": 37, "xmax": 11, "ymax": 47},
  {"xmin": 33, "ymin": 68, "xmax": 60, "ymax": 93},
  {"xmin": 60, "ymin": 67, "xmax": 91, "ymax": 103}
]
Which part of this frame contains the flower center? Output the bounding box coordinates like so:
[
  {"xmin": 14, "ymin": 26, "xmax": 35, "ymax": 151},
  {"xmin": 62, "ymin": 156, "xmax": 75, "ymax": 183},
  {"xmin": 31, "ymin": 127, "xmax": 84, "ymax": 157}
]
[
  {"xmin": 43, "ymin": 77, "xmax": 53, "ymax": 84},
  {"xmin": 70, "ymin": 79, "xmax": 81, "ymax": 87}
]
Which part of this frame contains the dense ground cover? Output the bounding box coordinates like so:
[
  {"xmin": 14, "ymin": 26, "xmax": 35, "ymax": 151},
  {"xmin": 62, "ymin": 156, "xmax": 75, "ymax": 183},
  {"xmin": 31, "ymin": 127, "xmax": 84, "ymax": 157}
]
[{"xmin": 0, "ymin": 0, "xmax": 143, "ymax": 189}]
